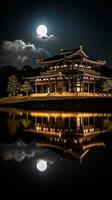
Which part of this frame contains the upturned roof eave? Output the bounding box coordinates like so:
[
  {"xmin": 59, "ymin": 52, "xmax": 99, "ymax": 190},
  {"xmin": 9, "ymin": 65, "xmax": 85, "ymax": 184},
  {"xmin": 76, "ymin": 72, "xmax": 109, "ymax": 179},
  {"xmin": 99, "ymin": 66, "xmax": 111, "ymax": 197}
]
[
  {"xmin": 36, "ymin": 57, "xmax": 66, "ymax": 64},
  {"xmin": 66, "ymin": 49, "xmax": 88, "ymax": 59},
  {"xmin": 82, "ymin": 58, "xmax": 106, "ymax": 65},
  {"xmin": 23, "ymin": 72, "xmax": 66, "ymax": 80}
]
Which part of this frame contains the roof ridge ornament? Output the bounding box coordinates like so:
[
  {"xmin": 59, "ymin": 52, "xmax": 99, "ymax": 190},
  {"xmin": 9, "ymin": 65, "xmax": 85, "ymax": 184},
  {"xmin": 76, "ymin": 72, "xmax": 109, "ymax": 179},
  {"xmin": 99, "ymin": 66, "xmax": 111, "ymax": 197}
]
[{"xmin": 80, "ymin": 45, "xmax": 83, "ymax": 50}]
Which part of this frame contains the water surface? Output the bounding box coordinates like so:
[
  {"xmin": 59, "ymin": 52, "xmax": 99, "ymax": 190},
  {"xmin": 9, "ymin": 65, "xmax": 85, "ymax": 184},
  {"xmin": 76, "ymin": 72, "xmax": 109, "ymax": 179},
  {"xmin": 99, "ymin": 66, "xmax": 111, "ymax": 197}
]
[{"xmin": 0, "ymin": 107, "xmax": 112, "ymax": 195}]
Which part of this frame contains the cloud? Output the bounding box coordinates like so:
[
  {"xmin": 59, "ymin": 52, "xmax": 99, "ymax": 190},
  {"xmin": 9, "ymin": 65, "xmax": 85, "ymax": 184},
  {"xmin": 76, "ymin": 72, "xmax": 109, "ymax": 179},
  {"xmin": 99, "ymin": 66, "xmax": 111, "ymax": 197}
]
[
  {"xmin": 0, "ymin": 40, "xmax": 51, "ymax": 68},
  {"xmin": 36, "ymin": 34, "xmax": 59, "ymax": 55},
  {"xmin": 2, "ymin": 40, "xmax": 36, "ymax": 52},
  {"xmin": 0, "ymin": 139, "xmax": 45, "ymax": 162},
  {"xmin": 0, "ymin": 139, "xmax": 60, "ymax": 163},
  {"xmin": 37, "ymin": 34, "xmax": 58, "ymax": 42}
]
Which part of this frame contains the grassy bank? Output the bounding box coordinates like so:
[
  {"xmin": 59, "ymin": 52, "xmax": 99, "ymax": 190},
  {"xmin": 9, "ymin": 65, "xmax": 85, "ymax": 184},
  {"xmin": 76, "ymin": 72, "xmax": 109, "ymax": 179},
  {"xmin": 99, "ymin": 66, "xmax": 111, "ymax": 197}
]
[{"xmin": 0, "ymin": 95, "xmax": 112, "ymax": 112}]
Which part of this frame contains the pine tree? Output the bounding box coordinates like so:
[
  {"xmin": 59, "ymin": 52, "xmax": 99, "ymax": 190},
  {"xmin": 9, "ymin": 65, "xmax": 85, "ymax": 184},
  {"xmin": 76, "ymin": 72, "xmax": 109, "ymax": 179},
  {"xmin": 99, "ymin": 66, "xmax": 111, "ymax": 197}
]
[
  {"xmin": 21, "ymin": 80, "xmax": 33, "ymax": 96},
  {"xmin": 7, "ymin": 75, "xmax": 21, "ymax": 96},
  {"xmin": 102, "ymin": 80, "xmax": 112, "ymax": 93}
]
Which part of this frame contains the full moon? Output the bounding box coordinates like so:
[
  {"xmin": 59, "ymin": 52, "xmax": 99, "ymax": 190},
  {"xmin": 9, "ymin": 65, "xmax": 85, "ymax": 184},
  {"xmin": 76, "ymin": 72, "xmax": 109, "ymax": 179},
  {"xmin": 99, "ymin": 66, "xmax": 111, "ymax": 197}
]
[
  {"xmin": 36, "ymin": 25, "xmax": 47, "ymax": 37},
  {"xmin": 36, "ymin": 159, "xmax": 47, "ymax": 172}
]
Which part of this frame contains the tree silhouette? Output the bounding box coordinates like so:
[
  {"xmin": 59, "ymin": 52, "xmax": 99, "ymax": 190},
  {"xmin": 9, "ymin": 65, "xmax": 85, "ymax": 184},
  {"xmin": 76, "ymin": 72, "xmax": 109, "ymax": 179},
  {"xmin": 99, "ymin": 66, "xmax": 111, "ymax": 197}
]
[
  {"xmin": 21, "ymin": 80, "xmax": 33, "ymax": 96},
  {"xmin": 102, "ymin": 80, "xmax": 112, "ymax": 93},
  {"xmin": 7, "ymin": 75, "xmax": 21, "ymax": 96}
]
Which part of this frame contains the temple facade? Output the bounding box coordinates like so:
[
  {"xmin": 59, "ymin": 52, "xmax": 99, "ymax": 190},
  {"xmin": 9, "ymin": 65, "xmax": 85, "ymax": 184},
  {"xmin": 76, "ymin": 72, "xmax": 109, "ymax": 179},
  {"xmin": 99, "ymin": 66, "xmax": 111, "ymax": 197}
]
[
  {"xmin": 21, "ymin": 111, "xmax": 110, "ymax": 161},
  {"xmin": 6, "ymin": 109, "xmax": 112, "ymax": 161},
  {"xmin": 26, "ymin": 46, "xmax": 108, "ymax": 95}
]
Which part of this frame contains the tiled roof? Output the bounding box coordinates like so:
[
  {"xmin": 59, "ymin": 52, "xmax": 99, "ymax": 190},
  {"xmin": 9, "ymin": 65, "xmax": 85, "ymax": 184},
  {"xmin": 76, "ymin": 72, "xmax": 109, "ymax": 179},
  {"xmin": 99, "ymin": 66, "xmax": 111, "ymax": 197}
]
[{"xmin": 36, "ymin": 46, "xmax": 106, "ymax": 66}]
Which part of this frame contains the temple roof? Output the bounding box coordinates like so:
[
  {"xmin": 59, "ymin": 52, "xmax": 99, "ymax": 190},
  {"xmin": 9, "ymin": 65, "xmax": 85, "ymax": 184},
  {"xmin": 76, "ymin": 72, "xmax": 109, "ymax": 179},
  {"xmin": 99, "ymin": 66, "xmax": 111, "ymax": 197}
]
[
  {"xmin": 59, "ymin": 48, "xmax": 81, "ymax": 55},
  {"xmin": 36, "ymin": 46, "xmax": 106, "ymax": 65},
  {"xmin": 24, "ymin": 72, "xmax": 66, "ymax": 80},
  {"xmin": 23, "ymin": 68, "xmax": 110, "ymax": 80}
]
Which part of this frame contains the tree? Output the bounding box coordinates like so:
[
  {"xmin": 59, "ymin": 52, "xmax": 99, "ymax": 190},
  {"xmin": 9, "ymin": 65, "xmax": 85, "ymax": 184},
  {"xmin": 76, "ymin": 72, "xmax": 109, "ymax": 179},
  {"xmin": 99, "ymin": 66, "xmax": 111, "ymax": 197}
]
[
  {"xmin": 7, "ymin": 75, "xmax": 21, "ymax": 96},
  {"xmin": 103, "ymin": 119, "xmax": 112, "ymax": 131},
  {"xmin": 102, "ymin": 80, "xmax": 112, "ymax": 93},
  {"xmin": 21, "ymin": 80, "xmax": 33, "ymax": 96},
  {"xmin": 7, "ymin": 118, "xmax": 21, "ymax": 135},
  {"xmin": 21, "ymin": 118, "xmax": 31, "ymax": 128},
  {"xmin": 0, "ymin": 66, "xmax": 20, "ymax": 97}
]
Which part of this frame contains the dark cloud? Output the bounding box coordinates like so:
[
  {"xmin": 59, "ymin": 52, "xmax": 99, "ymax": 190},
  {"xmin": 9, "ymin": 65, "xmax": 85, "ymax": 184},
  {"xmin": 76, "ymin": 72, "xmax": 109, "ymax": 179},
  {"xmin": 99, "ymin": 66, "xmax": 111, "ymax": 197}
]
[
  {"xmin": 0, "ymin": 139, "xmax": 59, "ymax": 163},
  {"xmin": 36, "ymin": 35, "xmax": 60, "ymax": 55},
  {"xmin": 0, "ymin": 40, "xmax": 51, "ymax": 68},
  {"xmin": 0, "ymin": 139, "xmax": 46, "ymax": 162}
]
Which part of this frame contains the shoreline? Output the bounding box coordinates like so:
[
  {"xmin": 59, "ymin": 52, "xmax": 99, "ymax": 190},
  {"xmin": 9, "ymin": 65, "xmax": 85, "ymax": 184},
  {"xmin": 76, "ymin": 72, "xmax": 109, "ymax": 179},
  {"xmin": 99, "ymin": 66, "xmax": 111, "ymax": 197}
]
[{"xmin": 0, "ymin": 96, "xmax": 112, "ymax": 112}]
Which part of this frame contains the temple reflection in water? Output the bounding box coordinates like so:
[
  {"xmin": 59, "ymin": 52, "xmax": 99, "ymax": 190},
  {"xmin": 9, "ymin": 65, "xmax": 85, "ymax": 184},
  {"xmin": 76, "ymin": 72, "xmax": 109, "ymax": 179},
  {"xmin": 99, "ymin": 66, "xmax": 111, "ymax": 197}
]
[{"xmin": 1, "ymin": 108, "xmax": 112, "ymax": 162}]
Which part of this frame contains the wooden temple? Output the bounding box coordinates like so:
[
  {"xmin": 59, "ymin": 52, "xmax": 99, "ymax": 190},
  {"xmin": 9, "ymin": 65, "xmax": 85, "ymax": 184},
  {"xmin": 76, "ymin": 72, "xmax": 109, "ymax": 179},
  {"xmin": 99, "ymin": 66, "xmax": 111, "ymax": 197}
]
[
  {"xmin": 21, "ymin": 111, "xmax": 110, "ymax": 161},
  {"xmin": 5, "ymin": 108, "xmax": 111, "ymax": 161},
  {"xmin": 26, "ymin": 46, "xmax": 107, "ymax": 94}
]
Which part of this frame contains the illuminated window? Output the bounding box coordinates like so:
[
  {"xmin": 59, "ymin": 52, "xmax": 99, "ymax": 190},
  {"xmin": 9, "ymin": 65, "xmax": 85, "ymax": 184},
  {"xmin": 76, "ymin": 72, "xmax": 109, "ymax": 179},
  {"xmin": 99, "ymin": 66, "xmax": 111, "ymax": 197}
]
[
  {"xmin": 74, "ymin": 139, "xmax": 77, "ymax": 143},
  {"xmin": 36, "ymin": 126, "xmax": 39, "ymax": 130},
  {"xmin": 84, "ymin": 129, "xmax": 88, "ymax": 133},
  {"xmin": 77, "ymin": 87, "xmax": 80, "ymax": 92},
  {"xmin": 84, "ymin": 77, "xmax": 88, "ymax": 79}
]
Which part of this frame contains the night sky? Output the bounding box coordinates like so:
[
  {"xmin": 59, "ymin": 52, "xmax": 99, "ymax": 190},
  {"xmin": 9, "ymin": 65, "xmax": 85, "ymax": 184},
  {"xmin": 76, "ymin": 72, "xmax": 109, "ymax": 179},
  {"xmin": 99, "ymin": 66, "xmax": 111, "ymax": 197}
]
[{"xmin": 0, "ymin": 0, "xmax": 112, "ymax": 68}]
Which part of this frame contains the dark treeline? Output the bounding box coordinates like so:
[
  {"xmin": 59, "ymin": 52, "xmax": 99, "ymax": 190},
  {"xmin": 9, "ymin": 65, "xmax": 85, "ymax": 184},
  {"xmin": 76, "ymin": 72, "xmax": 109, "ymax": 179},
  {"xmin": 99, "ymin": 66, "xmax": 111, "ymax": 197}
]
[
  {"xmin": 100, "ymin": 66, "xmax": 112, "ymax": 77},
  {"xmin": 0, "ymin": 65, "xmax": 43, "ymax": 97},
  {"xmin": 0, "ymin": 65, "xmax": 112, "ymax": 97}
]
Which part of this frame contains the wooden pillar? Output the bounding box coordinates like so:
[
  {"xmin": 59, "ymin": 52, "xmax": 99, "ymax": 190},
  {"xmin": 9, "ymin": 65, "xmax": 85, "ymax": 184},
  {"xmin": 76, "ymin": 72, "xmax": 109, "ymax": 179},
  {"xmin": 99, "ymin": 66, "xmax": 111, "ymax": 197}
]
[
  {"xmin": 42, "ymin": 117, "xmax": 43, "ymax": 126},
  {"xmin": 76, "ymin": 117, "xmax": 80, "ymax": 129},
  {"xmin": 47, "ymin": 85, "xmax": 50, "ymax": 94},
  {"xmin": 35, "ymin": 81, "xmax": 37, "ymax": 93},
  {"xmin": 35, "ymin": 117, "xmax": 37, "ymax": 128},
  {"xmin": 88, "ymin": 117, "xmax": 89, "ymax": 128},
  {"xmin": 88, "ymin": 83, "xmax": 89, "ymax": 93},
  {"xmin": 69, "ymin": 117, "xmax": 71, "ymax": 129},
  {"xmin": 81, "ymin": 116, "xmax": 84, "ymax": 129},
  {"xmin": 69, "ymin": 83, "xmax": 71, "ymax": 92},
  {"xmin": 55, "ymin": 83, "xmax": 57, "ymax": 93},
  {"xmin": 93, "ymin": 81, "xmax": 95, "ymax": 93},
  {"xmin": 26, "ymin": 112, "xmax": 29, "ymax": 119},
  {"xmin": 47, "ymin": 116, "xmax": 50, "ymax": 124},
  {"xmin": 45, "ymin": 85, "xmax": 47, "ymax": 93},
  {"xmin": 64, "ymin": 83, "xmax": 66, "ymax": 92},
  {"xmin": 82, "ymin": 82, "xmax": 84, "ymax": 93},
  {"xmin": 54, "ymin": 116, "xmax": 56, "ymax": 127},
  {"xmin": 41, "ymin": 85, "xmax": 43, "ymax": 93},
  {"xmin": 93, "ymin": 116, "xmax": 95, "ymax": 127},
  {"xmin": 73, "ymin": 84, "xmax": 75, "ymax": 92}
]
